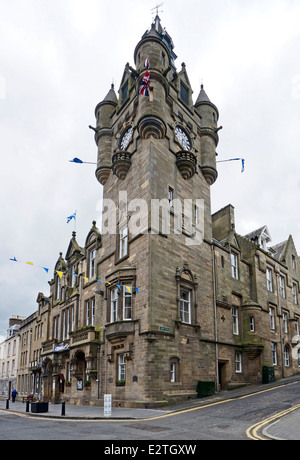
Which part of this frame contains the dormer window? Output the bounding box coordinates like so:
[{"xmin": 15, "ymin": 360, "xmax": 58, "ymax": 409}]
[
  {"xmin": 89, "ymin": 248, "xmax": 96, "ymax": 278},
  {"xmin": 121, "ymin": 81, "xmax": 128, "ymax": 102},
  {"xmin": 180, "ymin": 82, "xmax": 189, "ymax": 105}
]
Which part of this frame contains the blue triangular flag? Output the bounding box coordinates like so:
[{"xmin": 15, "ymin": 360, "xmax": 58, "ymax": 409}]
[{"xmin": 70, "ymin": 157, "xmax": 83, "ymax": 164}]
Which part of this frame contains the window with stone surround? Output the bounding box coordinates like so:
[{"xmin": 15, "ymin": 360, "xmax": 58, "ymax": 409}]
[
  {"xmin": 170, "ymin": 357, "xmax": 180, "ymax": 383},
  {"xmin": 230, "ymin": 252, "xmax": 239, "ymax": 280},
  {"xmin": 107, "ymin": 283, "xmax": 134, "ymax": 323},
  {"xmin": 232, "ymin": 307, "xmax": 239, "ymax": 335},
  {"xmin": 175, "ymin": 264, "xmax": 198, "ymax": 327},
  {"xmin": 266, "ymin": 267, "xmax": 273, "ymax": 292},
  {"xmin": 235, "ymin": 351, "xmax": 242, "ymax": 373}
]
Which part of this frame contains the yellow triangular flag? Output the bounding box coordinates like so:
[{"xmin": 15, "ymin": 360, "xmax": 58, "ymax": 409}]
[
  {"xmin": 26, "ymin": 262, "xmax": 34, "ymax": 266},
  {"xmin": 56, "ymin": 271, "xmax": 63, "ymax": 279},
  {"xmin": 126, "ymin": 286, "xmax": 131, "ymax": 293},
  {"xmin": 83, "ymin": 276, "xmax": 88, "ymax": 282}
]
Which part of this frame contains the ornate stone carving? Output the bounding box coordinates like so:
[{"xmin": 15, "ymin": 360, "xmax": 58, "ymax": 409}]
[
  {"xmin": 175, "ymin": 151, "xmax": 197, "ymax": 179},
  {"xmin": 112, "ymin": 151, "xmax": 132, "ymax": 180}
]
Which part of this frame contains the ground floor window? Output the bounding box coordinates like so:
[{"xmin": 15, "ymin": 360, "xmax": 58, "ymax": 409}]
[
  {"xmin": 271, "ymin": 342, "xmax": 277, "ymax": 366},
  {"xmin": 118, "ymin": 354, "xmax": 126, "ymax": 382},
  {"xmin": 235, "ymin": 351, "xmax": 242, "ymax": 373},
  {"xmin": 284, "ymin": 345, "xmax": 290, "ymax": 367}
]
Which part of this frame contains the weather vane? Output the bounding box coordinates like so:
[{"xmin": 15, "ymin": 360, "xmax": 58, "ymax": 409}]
[{"xmin": 151, "ymin": 3, "xmax": 164, "ymax": 18}]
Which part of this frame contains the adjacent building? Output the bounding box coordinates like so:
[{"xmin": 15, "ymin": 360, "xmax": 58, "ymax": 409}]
[{"xmin": 0, "ymin": 316, "xmax": 24, "ymax": 398}]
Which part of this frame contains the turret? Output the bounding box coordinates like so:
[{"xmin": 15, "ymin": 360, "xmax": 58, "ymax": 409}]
[
  {"xmin": 134, "ymin": 16, "xmax": 176, "ymax": 139},
  {"xmin": 195, "ymin": 84, "xmax": 220, "ymax": 185},
  {"xmin": 94, "ymin": 84, "xmax": 118, "ymax": 185}
]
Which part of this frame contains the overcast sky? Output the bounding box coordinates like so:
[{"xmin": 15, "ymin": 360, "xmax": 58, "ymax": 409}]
[{"xmin": 1, "ymin": 0, "xmax": 300, "ymax": 341}]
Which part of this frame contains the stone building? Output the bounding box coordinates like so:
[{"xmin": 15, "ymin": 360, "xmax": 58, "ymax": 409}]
[
  {"xmin": 0, "ymin": 316, "xmax": 24, "ymax": 398},
  {"xmin": 14, "ymin": 16, "xmax": 300, "ymax": 406},
  {"xmin": 16, "ymin": 295, "xmax": 50, "ymax": 400}
]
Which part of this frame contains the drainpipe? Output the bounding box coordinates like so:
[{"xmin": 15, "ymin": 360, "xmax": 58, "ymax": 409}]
[
  {"xmin": 212, "ymin": 243, "xmax": 219, "ymax": 390},
  {"xmin": 275, "ymin": 271, "xmax": 284, "ymax": 378}
]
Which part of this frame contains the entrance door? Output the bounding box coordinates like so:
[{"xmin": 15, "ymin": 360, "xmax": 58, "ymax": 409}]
[{"xmin": 218, "ymin": 361, "xmax": 228, "ymax": 390}]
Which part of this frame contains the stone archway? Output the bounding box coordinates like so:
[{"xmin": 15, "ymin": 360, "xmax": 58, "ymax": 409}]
[
  {"xmin": 42, "ymin": 358, "xmax": 53, "ymax": 402},
  {"xmin": 72, "ymin": 350, "xmax": 87, "ymax": 389}
]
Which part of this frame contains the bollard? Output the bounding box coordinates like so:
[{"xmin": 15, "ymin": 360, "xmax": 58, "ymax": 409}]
[
  {"xmin": 61, "ymin": 401, "xmax": 65, "ymax": 416},
  {"xmin": 6, "ymin": 399, "xmax": 9, "ymax": 410},
  {"xmin": 26, "ymin": 400, "xmax": 29, "ymax": 412}
]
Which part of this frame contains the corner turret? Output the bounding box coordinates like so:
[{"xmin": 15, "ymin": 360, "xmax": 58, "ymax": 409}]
[
  {"xmin": 94, "ymin": 84, "xmax": 118, "ymax": 185},
  {"xmin": 195, "ymin": 84, "xmax": 220, "ymax": 185}
]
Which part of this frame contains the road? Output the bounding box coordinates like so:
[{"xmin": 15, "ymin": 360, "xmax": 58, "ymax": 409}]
[{"xmin": 1, "ymin": 379, "xmax": 300, "ymax": 442}]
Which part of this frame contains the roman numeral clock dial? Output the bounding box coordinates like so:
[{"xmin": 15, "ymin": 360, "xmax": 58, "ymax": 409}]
[
  {"xmin": 175, "ymin": 126, "xmax": 191, "ymax": 151},
  {"xmin": 120, "ymin": 127, "xmax": 133, "ymax": 151}
]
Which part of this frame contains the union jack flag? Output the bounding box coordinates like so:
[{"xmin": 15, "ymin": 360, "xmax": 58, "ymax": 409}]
[{"xmin": 139, "ymin": 57, "xmax": 150, "ymax": 96}]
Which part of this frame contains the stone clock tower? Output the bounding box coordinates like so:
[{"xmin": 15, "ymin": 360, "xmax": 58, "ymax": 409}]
[{"xmin": 92, "ymin": 16, "xmax": 221, "ymax": 406}]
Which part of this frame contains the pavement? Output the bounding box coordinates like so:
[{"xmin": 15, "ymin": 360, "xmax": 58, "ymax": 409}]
[{"xmin": 1, "ymin": 375, "xmax": 300, "ymax": 440}]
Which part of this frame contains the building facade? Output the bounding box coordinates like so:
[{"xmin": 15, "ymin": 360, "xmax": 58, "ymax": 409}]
[
  {"xmin": 12, "ymin": 16, "xmax": 300, "ymax": 406},
  {"xmin": 0, "ymin": 316, "xmax": 24, "ymax": 398}
]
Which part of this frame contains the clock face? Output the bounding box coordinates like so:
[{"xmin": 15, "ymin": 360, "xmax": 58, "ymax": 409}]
[
  {"xmin": 120, "ymin": 127, "xmax": 133, "ymax": 151},
  {"xmin": 175, "ymin": 126, "xmax": 191, "ymax": 151}
]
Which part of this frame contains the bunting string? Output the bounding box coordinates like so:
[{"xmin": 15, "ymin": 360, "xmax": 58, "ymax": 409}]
[
  {"xmin": 217, "ymin": 158, "xmax": 245, "ymax": 173},
  {"xmin": 9, "ymin": 258, "xmax": 139, "ymax": 293}
]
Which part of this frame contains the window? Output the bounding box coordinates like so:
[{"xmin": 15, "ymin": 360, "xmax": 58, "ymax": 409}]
[
  {"xmin": 293, "ymin": 283, "xmax": 298, "ymax": 305},
  {"xmin": 111, "ymin": 288, "xmax": 118, "ymax": 322},
  {"xmin": 232, "ymin": 307, "xmax": 239, "ymax": 335},
  {"xmin": 67, "ymin": 362, "xmax": 72, "ymax": 382},
  {"xmin": 168, "ymin": 187, "xmax": 174, "ymax": 206},
  {"xmin": 180, "ymin": 289, "xmax": 191, "ymax": 324},
  {"xmin": 86, "ymin": 300, "xmax": 90, "ymax": 326},
  {"xmin": 271, "ymin": 342, "xmax": 277, "ymax": 365},
  {"xmin": 53, "ymin": 316, "xmax": 59, "ymax": 340},
  {"xmin": 266, "ymin": 268, "xmax": 273, "ymax": 292},
  {"xmin": 269, "ymin": 307, "xmax": 275, "ymax": 330},
  {"xmin": 180, "ymin": 82, "xmax": 189, "ymax": 105},
  {"xmin": 55, "ymin": 275, "xmax": 61, "ymax": 300},
  {"xmin": 170, "ymin": 362, "xmax": 176, "ymax": 383},
  {"xmin": 296, "ymin": 319, "xmax": 300, "ymax": 336},
  {"xmin": 119, "ymin": 226, "xmax": 128, "ymax": 259},
  {"xmin": 280, "ymin": 275, "xmax": 286, "ymax": 298},
  {"xmin": 123, "ymin": 285, "xmax": 132, "ymax": 320},
  {"xmin": 283, "ymin": 312, "xmax": 288, "ymax": 334},
  {"xmin": 89, "ymin": 249, "xmax": 96, "ymax": 277},
  {"xmin": 292, "ymin": 255, "xmax": 296, "ymax": 269},
  {"xmin": 71, "ymin": 263, "xmax": 77, "ymax": 287},
  {"xmin": 170, "ymin": 357, "xmax": 180, "ymax": 383},
  {"xmin": 235, "ymin": 351, "xmax": 242, "ymax": 373},
  {"xmin": 118, "ymin": 354, "xmax": 126, "ymax": 382},
  {"xmin": 62, "ymin": 306, "xmax": 73, "ymax": 340},
  {"xmin": 231, "ymin": 253, "xmax": 238, "ymax": 279},
  {"xmin": 121, "ymin": 81, "xmax": 128, "ymax": 102},
  {"xmin": 284, "ymin": 346, "xmax": 290, "ymax": 367},
  {"xmin": 85, "ymin": 299, "xmax": 95, "ymax": 326},
  {"xmin": 250, "ymin": 316, "xmax": 255, "ymax": 332}
]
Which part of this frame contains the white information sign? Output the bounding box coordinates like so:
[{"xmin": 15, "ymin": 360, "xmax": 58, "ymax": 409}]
[{"xmin": 104, "ymin": 394, "xmax": 112, "ymax": 417}]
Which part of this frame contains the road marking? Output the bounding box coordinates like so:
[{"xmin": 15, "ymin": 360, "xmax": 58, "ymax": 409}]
[
  {"xmin": 246, "ymin": 403, "xmax": 300, "ymax": 440},
  {"xmin": 1, "ymin": 380, "xmax": 299, "ymax": 429}
]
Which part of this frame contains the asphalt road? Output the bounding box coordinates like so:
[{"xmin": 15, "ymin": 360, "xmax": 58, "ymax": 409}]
[{"xmin": 1, "ymin": 379, "xmax": 300, "ymax": 442}]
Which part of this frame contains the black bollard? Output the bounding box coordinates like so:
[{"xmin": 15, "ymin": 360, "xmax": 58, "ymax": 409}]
[
  {"xmin": 61, "ymin": 401, "xmax": 65, "ymax": 416},
  {"xmin": 26, "ymin": 400, "xmax": 29, "ymax": 412},
  {"xmin": 6, "ymin": 399, "xmax": 9, "ymax": 410}
]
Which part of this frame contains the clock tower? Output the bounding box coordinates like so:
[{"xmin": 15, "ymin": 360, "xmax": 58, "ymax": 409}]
[{"xmin": 92, "ymin": 16, "xmax": 221, "ymax": 406}]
